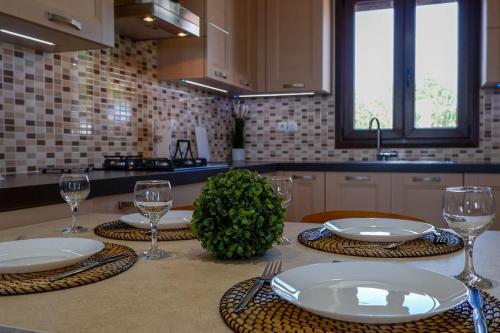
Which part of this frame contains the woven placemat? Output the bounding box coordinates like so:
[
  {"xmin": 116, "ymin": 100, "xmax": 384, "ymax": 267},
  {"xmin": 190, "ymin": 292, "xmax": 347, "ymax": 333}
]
[
  {"xmin": 220, "ymin": 278, "xmax": 500, "ymax": 333},
  {"xmin": 94, "ymin": 220, "xmax": 195, "ymax": 241},
  {"xmin": 297, "ymin": 228, "xmax": 464, "ymax": 258},
  {"xmin": 0, "ymin": 243, "xmax": 137, "ymax": 296}
]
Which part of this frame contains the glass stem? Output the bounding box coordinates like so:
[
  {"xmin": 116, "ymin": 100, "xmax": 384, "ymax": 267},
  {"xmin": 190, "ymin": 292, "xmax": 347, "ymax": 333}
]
[
  {"xmin": 463, "ymin": 236, "xmax": 476, "ymax": 275},
  {"xmin": 71, "ymin": 206, "xmax": 78, "ymax": 228},
  {"xmin": 150, "ymin": 222, "xmax": 158, "ymax": 251}
]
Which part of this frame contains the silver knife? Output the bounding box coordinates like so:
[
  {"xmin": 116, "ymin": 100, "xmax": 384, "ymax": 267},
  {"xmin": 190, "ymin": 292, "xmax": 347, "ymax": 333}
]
[
  {"xmin": 234, "ymin": 260, "xmax": 282, "ymax": 313},
  {"xmin": 48, "ymin": 254, "xmax": 128, "ymax": 282},
  {"xmin": 468, "ymin": 287, "xmax": 489, "ymax": 333}
]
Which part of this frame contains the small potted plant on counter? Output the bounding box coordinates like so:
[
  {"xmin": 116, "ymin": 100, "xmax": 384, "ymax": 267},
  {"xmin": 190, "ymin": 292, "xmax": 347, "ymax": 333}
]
[
  {"xmin": 191, "ymin": 169, "xmax": 285, "ymax": 259},
  {"xmin": 231, "ymin": 102, "xmax": 249, "ymax": 162}
]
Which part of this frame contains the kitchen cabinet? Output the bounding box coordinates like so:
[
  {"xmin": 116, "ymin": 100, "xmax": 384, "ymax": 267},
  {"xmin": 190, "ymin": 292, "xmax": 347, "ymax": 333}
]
[
  {"xmin": 325, "ymin": 172, "xmax": 391, "ymax": 212},
  {"xmin": 281, "ymin": 171, "xmax": 325, "ymax": 222},
  {"xmin": 0, "ymin": 0, "xmax": 114, "ymax": 52},
  {"xmin": 391, "ymin": 173, "xmax": 462, "ymax": 227},
  {"xmin": 230, "ymin": 0, "xmax": 258, "ymax": 90},
  {"xmin": 158, "ymin": 0, "xmax": 256, "ymax": 92},
  {"xmin": 481, "ymin": 0, "xmax": 500, "ymax": 86},
  {"xmin": 464, "ymin": 174, "xmax": 500, "ymax": 231},
  {"xmin": 484, "ymin": 0, "xmax": 500, "ymax": 28},
  {"xmin": 265, "ymin": 0, "xmax": 331, "ymax": 93}
]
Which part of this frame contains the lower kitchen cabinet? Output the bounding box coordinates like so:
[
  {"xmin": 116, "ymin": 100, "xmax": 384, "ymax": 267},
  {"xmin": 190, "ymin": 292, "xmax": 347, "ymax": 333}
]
[
  {"xmin": 325, "ymin": 172, "xmax": 392, "ymax": 213},
  {"xmin": 464, "ymin": 174, "xmax": 500, "ymax": 231},
  {"xmin": 282, "ymin": 171, "xmax": 325, "ymax": 222},
  {"xmin": 391, "ymin": 173, "xmax": 463, "ymax": 227}
]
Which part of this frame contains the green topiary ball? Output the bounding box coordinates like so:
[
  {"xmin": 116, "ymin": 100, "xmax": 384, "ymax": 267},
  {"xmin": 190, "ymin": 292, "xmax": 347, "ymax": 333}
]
[{"xmin": 191, "ymin": 169, "xmax": 285, "ymax": 259}]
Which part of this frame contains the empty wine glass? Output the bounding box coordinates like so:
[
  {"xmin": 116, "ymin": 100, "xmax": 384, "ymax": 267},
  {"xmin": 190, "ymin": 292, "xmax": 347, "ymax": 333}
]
[
  {"xmin": 59, "ymin": 173, "xmax": 90, "ymax": 233},
  {"xmin": 269, "ymin": 176, "xmax": 293, "ymax": 245},
  {"xmin": 443, "ymin": 186, "xmax": 495, "ymax": 289},
  {"xmin": 134, "ymin": 180, "xmax": 173, "ymax": 260}
]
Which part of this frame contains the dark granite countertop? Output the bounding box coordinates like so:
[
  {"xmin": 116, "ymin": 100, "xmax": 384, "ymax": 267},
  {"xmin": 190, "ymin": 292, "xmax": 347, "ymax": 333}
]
[{"xmin": 2, "ymin": 160, "xmax": 500, "ymax": 212}]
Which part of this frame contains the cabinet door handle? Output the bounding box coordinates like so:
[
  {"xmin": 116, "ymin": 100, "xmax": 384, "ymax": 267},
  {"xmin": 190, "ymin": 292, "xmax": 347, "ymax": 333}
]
[
  {"xmin": 214, "ymin": 70, "xmax": 227, "ymax": 79},
  {"xmin": 47, "ymin": 12, "xmax": 82, "ymax": 31},
  {"xmin": 118, "ymin": 201, "xmax": 134, "ymax": 210},
  {"xmin": 291, "ymin": 175, "xmax": 316, "ymax": 181},
  {"xmin": 412, "ymin": 176, "xmax": 441, "ymax": 183},
  {"xmin": 345, "ymin": 175, "xmax": 371, "ymax": 182},
  {"xmin": 283, "ymin": 83, "xmax": 305, "ymax": 89},
  {"xmin": 208, "ymin": 22, "xmax": 230, "ymax": 35},
  {"xmin": 239, "ymin": 79, "xmax": 250, "ymax": 87}
]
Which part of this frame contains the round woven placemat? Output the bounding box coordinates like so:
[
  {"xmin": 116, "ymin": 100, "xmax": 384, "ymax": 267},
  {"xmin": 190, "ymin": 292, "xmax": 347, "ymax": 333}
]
[
  {"xmin": 94, "ymin": 220, "xmax": 195, "ymax": 241},
  {"xmin": 297, "ymin": 228, "xmax": 464, "ymax": 258},
  {"xmin": 0, "ymin": 242, "xmax": 137, "ymax": 296},
  {"xmin": 220, "ymin": 278, "xmax": 500, "ymax": 333}
]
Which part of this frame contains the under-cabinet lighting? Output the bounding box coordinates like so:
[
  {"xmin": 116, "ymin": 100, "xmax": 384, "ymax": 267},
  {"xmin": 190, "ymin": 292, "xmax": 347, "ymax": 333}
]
[
  {"xmin": 143, "ymin": 16, "xmax": 155, "ymax": 22},
  {"xmin": 236, "ymin": 92, "xmax": 315, "ymax": 98},
  {"xmin": 0, "ymin": 29, "xmax": 55, "ymax": 46},
  {"xmin": 177, "ymin": 32, "xmax": 188, "ymax": 37},
  {"xmin": 181, "ymin": 80, "xmax": 228, "ymax": 93}
]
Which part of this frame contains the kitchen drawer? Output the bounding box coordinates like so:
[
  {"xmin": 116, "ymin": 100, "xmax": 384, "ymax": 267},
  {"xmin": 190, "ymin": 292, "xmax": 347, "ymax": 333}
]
[
  {"xmin": 325, "ymin": 172, "xmax": 391, "ymax": 212},
  {"xmin": 391, "ymin": 173, "xmax": 462, "ymax": 227}
]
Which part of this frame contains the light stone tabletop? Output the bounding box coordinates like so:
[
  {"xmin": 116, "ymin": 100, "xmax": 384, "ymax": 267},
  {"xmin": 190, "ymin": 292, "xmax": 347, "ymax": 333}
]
[{"xmin": 0, "ymin": 213, "xmax": 499, "ymax": 333}]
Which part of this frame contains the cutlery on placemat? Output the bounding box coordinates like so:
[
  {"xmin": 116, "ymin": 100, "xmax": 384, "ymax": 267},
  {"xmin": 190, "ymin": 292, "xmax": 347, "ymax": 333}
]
[
  {"xmin": 234, "ymin": 259, "xmax": 282, "ymax": 313},
  {"xmin": 48, "ymin": 254, "xmax": 128, "ymax": 282},
  {"xmin": 339, "ymin": 241, "xmax": 406, "ymax": 250},
  {"xmin": 432, "ymin": 228, "xmax": 448, "ymax": 245},
  {"xmin": 468, "ymin": 287, "xmax": 489, "ymax": 333},
  {"xmin": 307, "ymin": 227, "xmax": 328, "ymax": 241}
]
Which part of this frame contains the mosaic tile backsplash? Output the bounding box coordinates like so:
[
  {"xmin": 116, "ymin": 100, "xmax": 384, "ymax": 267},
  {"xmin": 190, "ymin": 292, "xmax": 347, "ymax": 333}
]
[
  {"xmin": 0, "ymin": 37, "xmax": 231, "ymax": 174},
  {"xmin": 243, "ymin": 90, "xmax": 500, "ymax": 163},
  {"xmin": 1, "ymin": 35, "xmax": 500, "ymax": 175}
]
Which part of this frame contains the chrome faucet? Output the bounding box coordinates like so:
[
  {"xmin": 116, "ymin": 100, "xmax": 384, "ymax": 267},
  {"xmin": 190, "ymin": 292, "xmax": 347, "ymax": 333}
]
[{"xmin": 368, "ymin": 117, "xmax": 398, "ymax": 161}]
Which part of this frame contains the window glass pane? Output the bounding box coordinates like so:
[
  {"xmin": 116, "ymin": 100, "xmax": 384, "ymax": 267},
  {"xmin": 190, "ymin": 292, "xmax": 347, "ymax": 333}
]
[
  {"xmin": 354, "ymin": 1, "xmax": 394, "ymax": 130},
  {"xmin": 415, "ymin": 0, "xmax": 458, "ymax": 129}
]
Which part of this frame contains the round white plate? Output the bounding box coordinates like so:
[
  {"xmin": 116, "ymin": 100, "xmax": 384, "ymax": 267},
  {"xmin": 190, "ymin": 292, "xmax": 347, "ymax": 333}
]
[
  {"xmin": 0, "ymin": 238, "xmax": 105, "ymax": 274},
  {"xmin": 324, "ymin": 218, "xmax": 435, "ymax": 242},
  {"xmin": 120, "ymin": 210, "xmax": 193, "ymax": 230},
  {"xmin": 271, "ymin": 262, "xmax": 468, "ymax": 324}
]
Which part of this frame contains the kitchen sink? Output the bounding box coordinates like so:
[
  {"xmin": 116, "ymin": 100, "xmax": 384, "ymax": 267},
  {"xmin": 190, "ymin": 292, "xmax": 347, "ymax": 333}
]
[{"xmin": 357, "ymin": 160, "xmax": 454, "ymax": 164}]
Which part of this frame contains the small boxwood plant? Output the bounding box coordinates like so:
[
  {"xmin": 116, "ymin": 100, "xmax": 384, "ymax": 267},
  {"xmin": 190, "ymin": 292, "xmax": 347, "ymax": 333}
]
[{"xmin": 191, "ymin": 169, "xmax": 285, "ymax": 259}]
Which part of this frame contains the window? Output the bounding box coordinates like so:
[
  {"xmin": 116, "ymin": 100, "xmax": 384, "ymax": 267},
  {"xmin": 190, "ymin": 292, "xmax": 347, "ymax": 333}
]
[{"xmin": 336, "ymin": 0, "xmax": 480, "ymax": 148}]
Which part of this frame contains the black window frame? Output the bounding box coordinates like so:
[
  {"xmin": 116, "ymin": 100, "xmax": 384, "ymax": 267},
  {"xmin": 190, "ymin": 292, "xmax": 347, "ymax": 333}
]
[{"xmin": 335, "ymin": 0, "xmax": 481, "ymax": 148}]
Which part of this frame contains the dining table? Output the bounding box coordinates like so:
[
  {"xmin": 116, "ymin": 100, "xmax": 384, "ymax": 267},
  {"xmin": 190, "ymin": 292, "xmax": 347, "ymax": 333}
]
[{"xmin": 0, "ymin": 213, "xmax": 499, "ymax": 333}]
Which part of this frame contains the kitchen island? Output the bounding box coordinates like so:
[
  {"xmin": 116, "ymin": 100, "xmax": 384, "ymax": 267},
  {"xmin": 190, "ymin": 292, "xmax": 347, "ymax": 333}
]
[{"xmin": 0, "ymin": 213, "xmax": 499, "ymax": 333}]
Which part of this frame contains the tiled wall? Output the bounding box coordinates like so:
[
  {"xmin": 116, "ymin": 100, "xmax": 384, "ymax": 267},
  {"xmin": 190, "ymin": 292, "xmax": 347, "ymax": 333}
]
[
  {"xmin": 244, "ymin": 90, "xmax": 500, "ymax": 162},
  {"xmin": 0, "ymin": 36, "xmax": 231, "ymax": 174},
  {"xmin": 1, "ymin": 35, "xmax": 500, "ymax": 175}
]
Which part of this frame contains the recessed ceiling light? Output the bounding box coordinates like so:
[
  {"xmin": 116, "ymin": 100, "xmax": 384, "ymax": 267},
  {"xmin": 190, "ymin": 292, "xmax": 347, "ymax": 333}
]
[
  {"xmin": 181, "ymin": 80, "xmax": 228, "ymax": 93},
  {"xmin": 236, "ymin": 92, "xmax": 315, "ymax": 98},
  {"xmin": 177, "ymin": 32, "xmax": 188, "ymax": 37},
  {"xmin": 0, "ymin": 29, "xmax": 55, "ymax": 46},
  {"xmin": 143, "ymin": 16, "xmax": 155, "ymax": 22}
]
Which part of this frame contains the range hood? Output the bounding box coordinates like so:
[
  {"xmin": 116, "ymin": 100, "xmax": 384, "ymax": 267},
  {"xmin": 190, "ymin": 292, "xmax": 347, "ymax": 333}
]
[{"xmin": 115, "ymin": 0, "xmax": 200, "ymax": 40}]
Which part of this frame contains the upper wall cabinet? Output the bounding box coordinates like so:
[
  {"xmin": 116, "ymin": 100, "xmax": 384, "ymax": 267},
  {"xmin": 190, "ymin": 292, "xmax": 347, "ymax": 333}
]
[
  {"xmin": 0, "ymin": 0, "xmax": 114, "ymax": 52},
  {"xmin": 157, "ymin": 0, "xmax": 257, "ymax": 92},
  {"xmin": 482, "ymin": 0, "xmax": 500, "ymax": 87},
  {"xmin": 265, "ymin": 0, "xmax": 331, "ymax": 93}
]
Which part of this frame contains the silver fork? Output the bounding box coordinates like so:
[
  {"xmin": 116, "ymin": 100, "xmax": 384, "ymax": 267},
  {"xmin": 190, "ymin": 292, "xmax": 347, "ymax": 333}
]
[
  {"xmin": 339, "ymin": 241, "xmax": 406, "ymax": 250},
  {"xmin": 234, "ymin": 259, "xmax": 282, "ymax": 313},
  {"xmin": 307, "ymin": 227, "xmax": 328, "ymax": 241}
]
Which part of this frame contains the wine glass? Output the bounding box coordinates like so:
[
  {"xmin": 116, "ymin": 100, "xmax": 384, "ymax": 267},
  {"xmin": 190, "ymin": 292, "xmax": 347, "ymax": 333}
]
[
  {"xmin": 269, "ymin": 176, "xmax": 293, "ymax": 245},
  {"xmin": 134, "ymin": 180, "xmax": 173, "ymax": 260},
  {"xmin": 443, "ymin": 186, "xmax": 495, "ymax": 288},
  {"xmin": 59, "ymin": 173, "xmax": 90, "ymax": 233}
]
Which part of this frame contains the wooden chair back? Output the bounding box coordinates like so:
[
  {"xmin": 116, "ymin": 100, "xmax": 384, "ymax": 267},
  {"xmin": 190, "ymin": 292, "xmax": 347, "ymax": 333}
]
[
  {"xmin": 172, "ymin": 204, "xmax": 194, "ymax": 211},
  {"xmin": 300, "ymin": 210, "xmax": 422, "ymax": 223}
]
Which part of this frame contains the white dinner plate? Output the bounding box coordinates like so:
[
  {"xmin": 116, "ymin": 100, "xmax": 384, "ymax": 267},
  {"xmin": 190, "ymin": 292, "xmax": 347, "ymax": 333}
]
[
  {"xmin": 324, "ymin": 218, "xmax": 435, "ymax": 242},
  {"xmin": 0, "ymin": 238, "xmax": 105, "ymax": 274},
  {"xmin": 271, "ymin": 262, "xmax": 468, "ymax": 324},
  {"xmin": 120, "ymin": 210, "xmax": 193, "ymax": 230}
]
